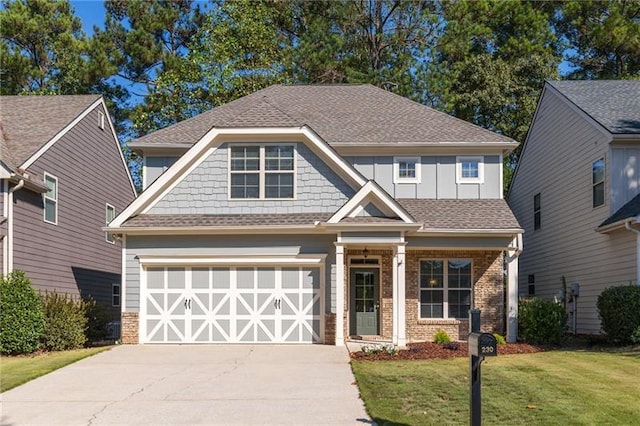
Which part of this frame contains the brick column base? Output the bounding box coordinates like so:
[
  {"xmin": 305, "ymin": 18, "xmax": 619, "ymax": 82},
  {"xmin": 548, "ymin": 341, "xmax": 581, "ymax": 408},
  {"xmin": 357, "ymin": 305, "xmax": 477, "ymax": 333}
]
[
  {"xmin": 121, "ymin": 312, "xmax": 139, "ymax": 344},
  {"xmin": 324, "ymin": 313, "xmax": 336, "ymax": 345}
]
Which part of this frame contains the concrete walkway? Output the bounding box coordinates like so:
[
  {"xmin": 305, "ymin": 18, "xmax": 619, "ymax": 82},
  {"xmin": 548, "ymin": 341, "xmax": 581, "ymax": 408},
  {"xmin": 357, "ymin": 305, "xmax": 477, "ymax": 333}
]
[{"xmin": 1, "ymin": 345, "xmax": 371, "ymax": 425}]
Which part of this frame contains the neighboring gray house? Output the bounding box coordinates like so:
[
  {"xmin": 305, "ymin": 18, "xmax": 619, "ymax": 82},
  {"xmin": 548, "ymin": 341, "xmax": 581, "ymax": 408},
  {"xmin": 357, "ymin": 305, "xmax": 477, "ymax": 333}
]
[
  {"xmin": 0, "ymin": 95, "xmax": 137, "ymax": 321},
  {"xmin": 108, "ymin": 84, "xmax": 523, "ymax": 346},
  {"xmin": 508, "ymin": 80, "xmax": 640, "ymax": 335}
]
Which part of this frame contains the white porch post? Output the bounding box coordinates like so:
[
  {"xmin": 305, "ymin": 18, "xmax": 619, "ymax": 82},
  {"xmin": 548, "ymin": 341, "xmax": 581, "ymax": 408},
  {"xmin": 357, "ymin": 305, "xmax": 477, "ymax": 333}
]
[
  {"xmin": 506, "ymin": 236, "xmax": 521, "ymax": 343},
  {"xmin": 392, "ymin": 248, "xmax": 398, "ymax": 345},
  {"xmin": 396, "ymin": 244, "xmax": 406, "ymax": 348},
  {"xmin": 335, "ymin": 243, "xmax": 345, "ymax": 346}
]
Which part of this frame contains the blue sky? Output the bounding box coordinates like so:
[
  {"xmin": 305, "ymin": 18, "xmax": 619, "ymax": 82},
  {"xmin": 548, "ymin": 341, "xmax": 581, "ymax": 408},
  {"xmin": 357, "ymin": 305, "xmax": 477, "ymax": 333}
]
[{"xmin": 71, "ymin": 0, "xmax": 106, "ymax": 35}]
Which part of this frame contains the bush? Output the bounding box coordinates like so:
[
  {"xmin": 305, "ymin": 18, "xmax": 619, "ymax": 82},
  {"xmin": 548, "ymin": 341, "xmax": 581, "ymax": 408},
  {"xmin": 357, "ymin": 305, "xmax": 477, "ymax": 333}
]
[
  {"xmin": 84, "ymin": 298, "xmax": 111, "ymax": 343},
  {"xmin": 631, "ymin": 326, "xmax": 640, "ymax": 345},
  {"xmin": 518, "ymin": 298, "xmax": 567, "ymax": 345},
  {"xmin": 0, "ymin": 271, "xmax": 45, "ymax": 355},
  {"xmin": 433, "ymin": 329, "xmax": 451, "ymax": 344},
  {"xmin": 597, "ymin": 285, "xmax": 640, "ymax": 344},
  {"xmin": 42, "ymin": 292, "xmax": 87, "ymax": 351},
  {"xmin": 493, "ymin": 333, "xmax": 506, "ymax": 345}
]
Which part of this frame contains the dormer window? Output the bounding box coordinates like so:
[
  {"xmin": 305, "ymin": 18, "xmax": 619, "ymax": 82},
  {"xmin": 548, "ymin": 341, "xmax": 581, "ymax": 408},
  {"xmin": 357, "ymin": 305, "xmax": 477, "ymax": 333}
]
[
  {"xmin": 456, "ymin": 156, "xmax": 484, "ymax": 184},
  {"xmin": 393, "ymin": 157, "xmax": 421, "ymax": 183},
  {"xmin": 229, "ymin": 145, "xmax": 295, "ymax": 199}
]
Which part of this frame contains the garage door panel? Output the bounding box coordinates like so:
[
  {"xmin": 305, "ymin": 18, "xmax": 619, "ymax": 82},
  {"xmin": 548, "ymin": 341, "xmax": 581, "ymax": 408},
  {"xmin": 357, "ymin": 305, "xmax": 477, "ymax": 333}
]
[{"xmin": 141, "ymin": 266, "xmax": 322, "ymax": 344}]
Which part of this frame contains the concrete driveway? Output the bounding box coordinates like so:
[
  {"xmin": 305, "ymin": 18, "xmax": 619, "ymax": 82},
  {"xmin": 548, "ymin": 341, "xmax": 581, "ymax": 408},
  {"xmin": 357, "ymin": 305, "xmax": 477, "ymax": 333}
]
[{"xmin": 0, "ymin": 345, "xmax": 371, "ymax": 425}]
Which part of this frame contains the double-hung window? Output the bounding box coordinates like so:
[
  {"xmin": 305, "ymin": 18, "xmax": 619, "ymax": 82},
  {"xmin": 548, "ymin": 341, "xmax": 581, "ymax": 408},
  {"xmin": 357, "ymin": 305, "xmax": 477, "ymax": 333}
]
[
  {"xmin": 592, "ymin": 158, "xmax": 605, "ymax": 208},
  {"xmin": 43, "ymin": 173, "xmax": 58, "ymax": 224},
  {"xmin": 105, "ymin": 204, "xmax": 116, "ymax": 243},
  {"xmin": 420, "ymin": 259, "xmax": 472, "ymax": 319},
  {"xmin": 112, "ymin": 283, "xmax": 120, "ymax": 307},
  {"xmin": 393, "ymin": 157, "xmax": 421, "ymax": 183},
  {"xmin": 456, "ymin": 156, "xmax": 484, "ymax": 184},
  {"xmin": 533, "ymin": 193, "xmax": 541, "ymax": 230},
  {"xmin": 230, "ymin": 145, "xmax": 294, "ymax": 199}
]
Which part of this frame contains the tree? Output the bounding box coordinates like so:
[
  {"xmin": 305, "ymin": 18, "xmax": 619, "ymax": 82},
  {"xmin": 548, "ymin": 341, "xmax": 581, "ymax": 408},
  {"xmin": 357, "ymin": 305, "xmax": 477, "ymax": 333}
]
[
  {"xmin": 0, "ymin": 0, "xmax": 117, "ymax": 95},
  {"xmin": 555, "ymin": 0, "xmax": 640, "ymax": 79}
]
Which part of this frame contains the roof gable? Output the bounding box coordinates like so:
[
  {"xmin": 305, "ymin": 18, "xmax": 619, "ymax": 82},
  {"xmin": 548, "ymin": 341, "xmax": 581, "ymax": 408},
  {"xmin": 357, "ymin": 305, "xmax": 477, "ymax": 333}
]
[
  {"xmin": 130, "ymin": 84, "xmax": 517, "ymax": 149},
  {"xmin": 547, "ymin": 80, "xmax": 640, "ymax": 134}
]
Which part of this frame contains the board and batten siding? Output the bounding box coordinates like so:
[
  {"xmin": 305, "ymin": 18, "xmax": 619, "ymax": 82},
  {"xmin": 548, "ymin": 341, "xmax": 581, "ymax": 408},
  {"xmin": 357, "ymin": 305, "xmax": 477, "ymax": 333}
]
[
  {"xmin": 11, "ymin": 103, "xmax": 136, "ymax": 312},
  {"xmin": 346, "ymin": 155, "xmax": 502, "ymax": 199},
  {"xmin": 508, "ymin": 87, "xmax": 636, "ymax": 335},
  {"xmin": 124, "ymin": 234, "xmax": 337, "ymax": 314},
  {"xmin": 148, "ymin": 143, "xmax": 356, "ymax": 215}
]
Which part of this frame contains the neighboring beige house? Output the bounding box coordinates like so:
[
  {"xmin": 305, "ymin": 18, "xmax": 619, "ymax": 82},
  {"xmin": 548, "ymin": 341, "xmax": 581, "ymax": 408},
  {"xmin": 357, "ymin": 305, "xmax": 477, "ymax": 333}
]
[
  {"xmin": 508, "ymin": 80, "xmax": 640, "ymax": 335},
  {"xmin": 108, "ymin": 84, "xmax": 523, "ymax": 346}
]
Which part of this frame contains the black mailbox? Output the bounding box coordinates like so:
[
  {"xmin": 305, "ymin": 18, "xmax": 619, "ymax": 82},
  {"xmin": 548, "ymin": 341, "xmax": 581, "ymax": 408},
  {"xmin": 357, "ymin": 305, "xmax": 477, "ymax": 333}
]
[{"xmin": 468, "ymin": 332, "xmax": 497, "ymax": 357}]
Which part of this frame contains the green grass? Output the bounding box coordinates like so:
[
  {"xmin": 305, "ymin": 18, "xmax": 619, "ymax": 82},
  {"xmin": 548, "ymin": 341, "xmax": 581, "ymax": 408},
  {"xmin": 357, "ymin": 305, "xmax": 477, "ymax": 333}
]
[
  {"xmin": 0, "ymin": 346, "xmax": 111, "ymax": 392},
  {"xmin": 352, "ymin": 349, "xmax": 640, "ymax": 425}
]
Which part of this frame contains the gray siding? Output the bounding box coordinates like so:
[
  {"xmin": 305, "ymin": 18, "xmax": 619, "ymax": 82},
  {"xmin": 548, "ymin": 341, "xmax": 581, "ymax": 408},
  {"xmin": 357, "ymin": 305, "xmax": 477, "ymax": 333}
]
[
  {"xmin": 144, "ymin": 156, "xmax": 179, "ymax": 189},
  {"xmin": 149, "ymin": 143, "xmax": 355, "ymax": 215},
  {"xmin": 611, "ymin": 146, "xmax": 640, "ymax": 212},
  {"xmin": 508, "ymin": 88, "xmax": 636, "ymax": 334},
  {"xmin": 347, "ymin": 155, "xmax": 502, "ymax": 199},
  {"xmin": 12, "ymin": 103, "xmax": 136, "ymax": 315},
  {"xmin": 125, "ymin": 234, "xmax": 337, "ymax": 313}
]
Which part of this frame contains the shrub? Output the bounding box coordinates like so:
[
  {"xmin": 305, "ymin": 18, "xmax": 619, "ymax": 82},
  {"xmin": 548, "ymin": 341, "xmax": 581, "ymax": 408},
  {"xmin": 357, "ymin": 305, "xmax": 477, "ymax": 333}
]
[
  {"xmin": 493, "ymin": 333, "xmax": 506, "ymax": 345},
  {"xmin": 84, "ymin": 298, "xmax": 111, "ymax": 343},
  {"xmin": 433, "ymin": 329, "xmax": 451, "ymax": 344},
  {"xmin": 42, "ymin": 292, "xmax": 87, "ymax": 351},
  {"xmin": 518, "ymin": 298, "xmax": 567, "ymax": 345},
  {"xmin": 597, "ymin": 285, "xmax": 640, "ymax": 344},
  {"xmin": 631, "ymin": 326, "xmax": 640, "ymax": 345},
  {"xmin": 0, "ymin": 271, "xmax": 45, "ymax": 354}
]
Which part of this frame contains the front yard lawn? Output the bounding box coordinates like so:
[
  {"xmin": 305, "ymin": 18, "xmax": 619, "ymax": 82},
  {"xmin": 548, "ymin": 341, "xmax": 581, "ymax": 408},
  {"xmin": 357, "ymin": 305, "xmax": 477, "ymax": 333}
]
[
  {"xmin": 1, "ymin": 346, "xmax": 111, "ymax": 392},
  {"xmin": 352, "ymin": 349, "xmax": 640, "ymax": 425}
]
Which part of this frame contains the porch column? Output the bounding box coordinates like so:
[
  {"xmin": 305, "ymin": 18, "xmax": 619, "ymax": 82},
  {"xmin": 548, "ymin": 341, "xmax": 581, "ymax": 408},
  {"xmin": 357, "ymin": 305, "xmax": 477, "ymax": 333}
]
[
  {"xmin": 396, "ymin": 244, "xmax": 406, "ymax": 348},
  {"xmin": 506, "ymin": 237, "xmax": 520, "ymax": 343},
  {"xmin": 335, "ymin": 243, "xmax": 345, "ymax": 346}
]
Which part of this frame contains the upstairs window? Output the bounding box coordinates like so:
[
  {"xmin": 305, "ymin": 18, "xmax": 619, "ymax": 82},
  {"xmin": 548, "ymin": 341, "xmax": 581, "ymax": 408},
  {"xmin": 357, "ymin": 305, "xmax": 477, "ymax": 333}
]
[
  {"xmin": 229, "ymin": 145, "xmax": 294, "ymax": 199},
  {"xmin": 393, "ymin": 157, "xmax": 421, "ymax": 183},
  {"xmin": 43, "ymin": 173, "xmax": 58, "ymax": 224},
  {"xmin": 420, "ymin": 259, "xmax": 472, "ymax": 320},
  {"xmin": 105, "ymin": 204, "xmax": 116, "ymax": 243},
  {"xmin": 456, "ymin": 156, "xmax": 484, "ymax": 184},
  {"xmin": 592, "ymin": 158, "xmax": 605, "ymax": 208},
  {"xmin": 533, "ymin": 193, "xmax": 541, "ymax": 230}
]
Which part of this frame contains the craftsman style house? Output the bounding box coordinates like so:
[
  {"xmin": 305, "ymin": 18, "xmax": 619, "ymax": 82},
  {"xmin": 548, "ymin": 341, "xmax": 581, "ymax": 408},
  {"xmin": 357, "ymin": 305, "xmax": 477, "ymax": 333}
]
[
  {"xmin": 508, "ymin": 80, "xmax": 640, "ymax": 335},
  {"xmin": 0, "ymin": 95, "xmax": 137, "ymax": 322},
  {"xmin": 109, "ymin": 84, "xmax": 523, "ymax": 346}
]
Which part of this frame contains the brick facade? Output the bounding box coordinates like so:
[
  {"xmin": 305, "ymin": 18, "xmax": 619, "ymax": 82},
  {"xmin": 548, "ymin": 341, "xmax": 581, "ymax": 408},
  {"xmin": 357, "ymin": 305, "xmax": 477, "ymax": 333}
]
[
  {"xmin": 121, "ymin": 312, "xmax": 139, "ymax": 344},
  {"xmin": 324, "ymin": 313, "xmax": 336, "ymax": 345}
]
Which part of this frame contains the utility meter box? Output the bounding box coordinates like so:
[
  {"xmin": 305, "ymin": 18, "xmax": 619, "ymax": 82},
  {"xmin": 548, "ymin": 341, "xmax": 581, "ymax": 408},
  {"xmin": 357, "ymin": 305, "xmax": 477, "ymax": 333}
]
[{"xmin": 468, "ymin": 332, "xmax": 497, "ymax": 357}]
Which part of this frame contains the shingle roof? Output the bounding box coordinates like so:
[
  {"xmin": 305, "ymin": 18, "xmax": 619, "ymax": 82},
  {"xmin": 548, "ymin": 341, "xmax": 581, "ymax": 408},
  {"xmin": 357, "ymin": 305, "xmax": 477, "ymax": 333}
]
[
  {"xmin": 122, "ymin": 213, "xmax": 333, "ymax": 228},
  {"xmin": 0, "ymin": 95, "xmax": 101, "ymax": 167},
  {"xmin": 598, "ymin": 193, "xmax": 640, "ymax": 228},
  {"xmin": 398, "ymin": 199, "xmax": 521, "ymax": 231},
  {"xmin": 548, "ymin": 80, "xmax": 640, "ymax": 134},
  {"xmin": 131, "ymin": 84, "xmax": 516, "ymax": 148}
]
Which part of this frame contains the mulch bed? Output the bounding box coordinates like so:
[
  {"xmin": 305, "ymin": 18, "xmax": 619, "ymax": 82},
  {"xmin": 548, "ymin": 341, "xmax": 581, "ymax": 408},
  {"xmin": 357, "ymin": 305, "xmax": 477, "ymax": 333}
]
[{"xmin": 350, "ymin": 341, "xmax": 547, "ymax": 361}]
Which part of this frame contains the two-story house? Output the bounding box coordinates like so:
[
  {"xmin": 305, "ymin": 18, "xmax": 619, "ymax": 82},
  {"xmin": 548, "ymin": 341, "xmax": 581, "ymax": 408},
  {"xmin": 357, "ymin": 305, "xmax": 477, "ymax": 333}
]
[
  {"xmin": 108, "ymin": 84, "xmax": 523, "ymax": 346},
  {"xmin": 0, "ymin": 95, "xmax": 137, "ymax": 323},
  {"xmin": 508, "ymin": 80, "xmax": 640, "ymax": 335}
]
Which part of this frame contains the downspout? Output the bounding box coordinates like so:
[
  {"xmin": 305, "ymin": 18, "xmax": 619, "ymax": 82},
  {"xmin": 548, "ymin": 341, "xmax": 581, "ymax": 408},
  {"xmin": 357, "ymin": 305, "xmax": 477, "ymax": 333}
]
[
  {"xmin": 506, "ymin": 233, "xmax": 523, "ymax": 343},
  {"xmin": 624, "ymin": 219, "xmax": 640, "ymax": 285},
  {"xmin": 7, "ymin": 178, "xmax": 25, "ymax": 273}
]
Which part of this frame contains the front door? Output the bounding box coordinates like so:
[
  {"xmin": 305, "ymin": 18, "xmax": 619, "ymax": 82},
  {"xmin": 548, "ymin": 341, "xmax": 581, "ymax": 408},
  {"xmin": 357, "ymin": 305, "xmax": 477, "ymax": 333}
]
[{"xmin": 349, "ymin": 268, "xmax": 379, "ymax": 336}]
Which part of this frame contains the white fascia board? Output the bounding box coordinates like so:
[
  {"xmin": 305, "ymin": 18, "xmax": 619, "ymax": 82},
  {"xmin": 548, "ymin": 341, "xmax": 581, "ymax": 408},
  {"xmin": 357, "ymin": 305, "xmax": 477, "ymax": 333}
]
[
  {"xmin": 105, "ymin": 225, "xmax": 325, "ymax": 235},
  {"xmin": 334, "ymin": 143, "xmax": 519, "ymax": 156},
  {"xmin": 320, "ymin": 223, "xmax": 422, "ymax": 232},
  {"xmin": 101, "ymin": 99, "xmax": 138, "ymax": 196},
  {"xmin": 137, "ymin": 253, "xmax": 327, "ymax": 266},
  {"xmin": 328, "ymin": 181, "xmax": 414, "ymax": 224},
  {"xmin": 415, "ymin": 228, "xmax": 524, "ymax": 236},
  {"xmin": 110, "ymin": 126, "xmax": 367, "ymax": 228}
]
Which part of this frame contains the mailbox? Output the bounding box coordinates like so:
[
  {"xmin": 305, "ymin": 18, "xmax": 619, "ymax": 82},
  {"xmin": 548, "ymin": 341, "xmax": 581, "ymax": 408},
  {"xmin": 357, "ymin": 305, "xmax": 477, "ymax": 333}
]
[{"xmin": 468, "ymin": 332, "xmax": 497, "ymax": 357}]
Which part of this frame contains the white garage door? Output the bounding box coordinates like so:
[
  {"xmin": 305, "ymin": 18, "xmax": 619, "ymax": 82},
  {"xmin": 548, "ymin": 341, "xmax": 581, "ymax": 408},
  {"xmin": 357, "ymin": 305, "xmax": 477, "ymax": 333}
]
[{"xmin": 141, "ymin": 266, "xmax": 322, "ymax": 344}]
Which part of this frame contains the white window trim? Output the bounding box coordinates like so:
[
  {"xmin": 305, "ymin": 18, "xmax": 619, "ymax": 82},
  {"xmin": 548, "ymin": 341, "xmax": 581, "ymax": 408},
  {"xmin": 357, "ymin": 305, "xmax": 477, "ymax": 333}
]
[
  {"xmin": 112, "ymin": 283, "xmax": 121, "ymax": 307},
  {"xmin": 456, "ymin": 156, "xmax": 484, "ymax": 184},
  {"xmin": 43, "ymin": 172, "xmax": 58, "ymax": 225},
  {"xmin": 419, "ymin": 258, "xmax": 473, "ymax": 320},
  {"xmin": 228, "ymin": 143, "xmax": 297, "ymax": 200},
  {"xmin": 393, "ymin": 156, "xmax": 421, "ymax": 183},
  {"xmin": 592, "ymin": 157, "xmax": 605, "ymax": 208},
  {"xmin": 105, "ymin": 203, "xmax": 116, "ymax": 244}
]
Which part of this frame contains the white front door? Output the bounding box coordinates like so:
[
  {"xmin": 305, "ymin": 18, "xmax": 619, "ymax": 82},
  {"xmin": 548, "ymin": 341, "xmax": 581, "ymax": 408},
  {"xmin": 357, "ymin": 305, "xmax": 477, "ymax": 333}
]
[{"xmin": 141, "ymin": 266, "xmax": 322, "ymax": 344}]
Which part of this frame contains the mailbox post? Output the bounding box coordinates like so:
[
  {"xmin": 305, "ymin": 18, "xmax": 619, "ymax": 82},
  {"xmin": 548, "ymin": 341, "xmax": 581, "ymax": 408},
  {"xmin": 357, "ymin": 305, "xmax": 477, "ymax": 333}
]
[{"xmin": 468, "ymin": 309, "xmax": 497, "ymax": 426}]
